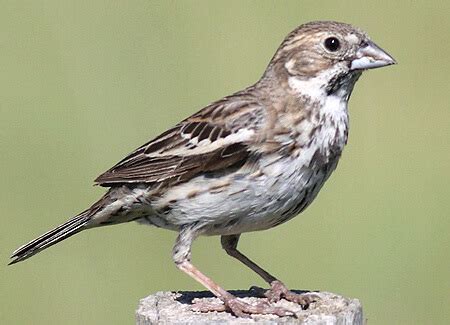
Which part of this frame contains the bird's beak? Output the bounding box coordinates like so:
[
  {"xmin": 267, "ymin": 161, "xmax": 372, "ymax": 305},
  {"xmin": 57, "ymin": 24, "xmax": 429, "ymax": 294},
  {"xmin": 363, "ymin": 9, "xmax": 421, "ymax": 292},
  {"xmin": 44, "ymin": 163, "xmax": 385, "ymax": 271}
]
[{"xmin": 350, "ymin": 40, "xmax": 397, "ymax": 70}]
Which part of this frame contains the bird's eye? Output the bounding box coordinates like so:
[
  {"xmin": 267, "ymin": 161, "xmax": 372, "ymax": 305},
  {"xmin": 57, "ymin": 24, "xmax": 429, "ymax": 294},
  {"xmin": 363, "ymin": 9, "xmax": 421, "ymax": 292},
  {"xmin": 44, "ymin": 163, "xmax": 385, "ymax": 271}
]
[{"xmin": 324, "ymin": 37, "xmax": 341, "ymax": 52}]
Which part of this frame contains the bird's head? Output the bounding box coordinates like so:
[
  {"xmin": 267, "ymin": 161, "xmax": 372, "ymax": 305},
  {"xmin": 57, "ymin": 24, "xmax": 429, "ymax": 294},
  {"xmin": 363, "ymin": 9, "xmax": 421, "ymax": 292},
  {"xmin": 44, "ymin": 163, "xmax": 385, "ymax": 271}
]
[{"xmin": 266, "ymin": 21, "xmax": 396, "ymax": 100}]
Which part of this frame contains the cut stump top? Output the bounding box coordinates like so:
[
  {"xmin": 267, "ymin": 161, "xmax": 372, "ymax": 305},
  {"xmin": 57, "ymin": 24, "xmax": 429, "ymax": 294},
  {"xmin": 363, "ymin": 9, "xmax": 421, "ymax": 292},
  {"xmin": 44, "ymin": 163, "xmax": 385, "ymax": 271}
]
[{"xmin": 136, "ymin": 290, "xmax": 363, "ymax": 324}]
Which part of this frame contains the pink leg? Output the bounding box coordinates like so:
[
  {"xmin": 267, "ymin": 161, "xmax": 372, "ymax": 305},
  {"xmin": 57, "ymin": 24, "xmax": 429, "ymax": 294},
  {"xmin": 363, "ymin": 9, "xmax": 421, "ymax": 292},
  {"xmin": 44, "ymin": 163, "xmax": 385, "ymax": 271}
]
[
  {"xmin": 221, "ymin": 234, "xmax": 318, "ymax": 308},
  {"xmin": 173, "ymin": 227, "xmax": 294, "ymax": 317}
]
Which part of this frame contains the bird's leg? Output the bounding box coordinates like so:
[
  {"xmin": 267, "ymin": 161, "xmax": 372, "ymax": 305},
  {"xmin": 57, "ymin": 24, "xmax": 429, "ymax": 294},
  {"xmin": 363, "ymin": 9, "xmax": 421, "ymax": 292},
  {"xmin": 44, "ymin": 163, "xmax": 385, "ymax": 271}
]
[
  {"xmin": 221, "ymin": 234, "xmax": 277, "ymax": 283},
  {"xmin": 173, "ymin": 226, "xmax": 294, "ymax": 317},
  {"xmin": 221, "ymin": 234, "xmax": 318, "ymax": 308}
]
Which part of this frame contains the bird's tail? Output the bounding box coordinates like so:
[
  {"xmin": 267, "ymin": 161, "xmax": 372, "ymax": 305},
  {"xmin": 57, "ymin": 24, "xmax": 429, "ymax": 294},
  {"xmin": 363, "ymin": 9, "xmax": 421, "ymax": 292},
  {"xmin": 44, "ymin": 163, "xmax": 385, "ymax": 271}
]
[{"xmin": 9, "ymin": 210, "xmax": 91, "ymax": 265}]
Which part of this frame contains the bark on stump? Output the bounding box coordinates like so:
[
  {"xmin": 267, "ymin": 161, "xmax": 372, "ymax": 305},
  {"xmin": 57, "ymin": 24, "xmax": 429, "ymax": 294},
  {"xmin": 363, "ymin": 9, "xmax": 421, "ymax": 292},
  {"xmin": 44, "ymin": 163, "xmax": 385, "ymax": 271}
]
[{"xmin": 136, "ymin": 290, "xmax": 363, "ymax": 324}]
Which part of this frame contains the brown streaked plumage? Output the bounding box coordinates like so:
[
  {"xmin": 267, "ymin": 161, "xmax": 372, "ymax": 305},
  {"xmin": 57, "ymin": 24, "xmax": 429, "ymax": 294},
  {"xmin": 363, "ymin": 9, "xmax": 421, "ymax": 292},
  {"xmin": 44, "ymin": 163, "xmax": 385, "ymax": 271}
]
[{"xmin": 10, "ymin": 21, "xmax": 396, "ymax": 318}]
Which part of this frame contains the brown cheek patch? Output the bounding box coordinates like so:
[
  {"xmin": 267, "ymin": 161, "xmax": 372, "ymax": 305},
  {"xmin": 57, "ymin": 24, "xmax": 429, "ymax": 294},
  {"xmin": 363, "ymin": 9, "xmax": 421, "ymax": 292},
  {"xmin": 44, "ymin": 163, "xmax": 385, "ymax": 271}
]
[{"xmin": 286, "ymin": 49, "xmax": 334, "ymax": 78}]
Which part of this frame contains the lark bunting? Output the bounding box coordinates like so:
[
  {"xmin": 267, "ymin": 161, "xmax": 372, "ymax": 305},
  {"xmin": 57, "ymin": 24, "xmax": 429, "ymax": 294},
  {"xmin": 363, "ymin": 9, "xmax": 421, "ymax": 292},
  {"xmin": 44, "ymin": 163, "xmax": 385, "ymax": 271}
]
[{"xmin": 10, "ymin": 21, "xmax": 395, "ymax": 317}]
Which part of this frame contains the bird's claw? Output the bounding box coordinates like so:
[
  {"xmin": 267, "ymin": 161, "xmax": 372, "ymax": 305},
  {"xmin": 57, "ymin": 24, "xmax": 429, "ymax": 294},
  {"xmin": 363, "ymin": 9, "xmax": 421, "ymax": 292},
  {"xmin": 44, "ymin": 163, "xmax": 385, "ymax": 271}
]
[
  {"xmin": 265, "ymin": 280, "xmax": 319, "ymax": 310},
  {"xmin": 191, "ymin": 297, "xmax": 295, "ymax": 318}
]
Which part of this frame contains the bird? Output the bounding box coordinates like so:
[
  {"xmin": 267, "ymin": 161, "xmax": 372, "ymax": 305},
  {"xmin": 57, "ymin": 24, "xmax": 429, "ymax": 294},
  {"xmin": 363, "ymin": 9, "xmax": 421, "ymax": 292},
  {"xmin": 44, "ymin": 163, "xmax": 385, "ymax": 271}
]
[{"xmin": 10, "ymin": 21, "xmax": 395, "ymax": 317}]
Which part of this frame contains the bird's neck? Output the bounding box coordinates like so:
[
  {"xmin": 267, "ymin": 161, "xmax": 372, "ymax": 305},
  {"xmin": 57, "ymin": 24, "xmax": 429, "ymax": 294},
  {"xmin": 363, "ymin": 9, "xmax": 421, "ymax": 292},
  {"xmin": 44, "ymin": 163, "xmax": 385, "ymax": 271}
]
[{"xmin": 285, "ymin": 71, "xmax": 358, "ymax": 161}]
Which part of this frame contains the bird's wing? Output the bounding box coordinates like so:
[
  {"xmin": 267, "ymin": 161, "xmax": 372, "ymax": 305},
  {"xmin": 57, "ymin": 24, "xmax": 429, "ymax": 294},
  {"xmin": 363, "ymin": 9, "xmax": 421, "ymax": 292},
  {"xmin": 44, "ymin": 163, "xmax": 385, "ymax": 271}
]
[{"xmin": 95, "ymin": 97, "xmax": 262, "ymax": 187}]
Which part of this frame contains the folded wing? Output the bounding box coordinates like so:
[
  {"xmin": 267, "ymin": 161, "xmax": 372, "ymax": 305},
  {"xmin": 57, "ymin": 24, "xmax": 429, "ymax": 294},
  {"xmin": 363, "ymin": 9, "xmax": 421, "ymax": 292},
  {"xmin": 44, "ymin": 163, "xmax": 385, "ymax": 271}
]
[{"xmin": 95, "ymin": 110, "xmax": 257, "ymax": 186}]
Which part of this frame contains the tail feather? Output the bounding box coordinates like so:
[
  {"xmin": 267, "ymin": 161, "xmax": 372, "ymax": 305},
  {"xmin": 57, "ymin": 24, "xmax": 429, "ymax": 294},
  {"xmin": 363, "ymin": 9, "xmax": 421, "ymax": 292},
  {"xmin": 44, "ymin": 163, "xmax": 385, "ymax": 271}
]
[{"xmin": 9, "ymin": 211, "xmax": 91, "ymax": 265}]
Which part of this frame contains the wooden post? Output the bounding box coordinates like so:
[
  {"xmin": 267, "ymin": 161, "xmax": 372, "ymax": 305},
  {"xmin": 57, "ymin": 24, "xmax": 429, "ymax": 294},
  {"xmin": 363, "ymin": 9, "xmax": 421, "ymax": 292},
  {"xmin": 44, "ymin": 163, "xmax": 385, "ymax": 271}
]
[{"xmin": 136, "ymin": 290, "xmax": 363, "ymax": 324}]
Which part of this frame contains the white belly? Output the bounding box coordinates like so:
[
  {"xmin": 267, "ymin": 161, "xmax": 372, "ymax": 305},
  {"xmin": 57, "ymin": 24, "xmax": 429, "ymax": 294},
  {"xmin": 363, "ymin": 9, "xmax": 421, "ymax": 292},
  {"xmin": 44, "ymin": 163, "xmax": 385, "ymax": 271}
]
[{"xmin": 147, "ymin": 141, "xmax": 341, "ymax": 236}]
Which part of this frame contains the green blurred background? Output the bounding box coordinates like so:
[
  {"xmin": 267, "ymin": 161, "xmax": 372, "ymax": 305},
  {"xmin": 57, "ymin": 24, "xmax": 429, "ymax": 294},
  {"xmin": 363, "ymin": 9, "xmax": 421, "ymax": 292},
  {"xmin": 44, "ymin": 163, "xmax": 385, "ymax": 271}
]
[{"xmin": 1, "ymin": 1, "xmax": 449, "ymax": 324}]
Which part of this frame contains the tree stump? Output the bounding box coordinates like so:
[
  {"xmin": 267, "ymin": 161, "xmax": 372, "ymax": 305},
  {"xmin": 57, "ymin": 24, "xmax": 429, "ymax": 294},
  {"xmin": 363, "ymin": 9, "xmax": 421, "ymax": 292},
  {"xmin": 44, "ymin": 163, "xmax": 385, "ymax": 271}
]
[{"xmin": 136, "ymin": 290, "xmax": 363, "ymax": 324}]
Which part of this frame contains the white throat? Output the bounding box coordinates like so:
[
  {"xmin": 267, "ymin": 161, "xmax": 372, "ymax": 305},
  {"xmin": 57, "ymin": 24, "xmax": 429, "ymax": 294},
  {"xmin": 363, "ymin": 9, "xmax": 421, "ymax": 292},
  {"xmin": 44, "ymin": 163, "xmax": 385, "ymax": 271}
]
[
  {"xmin": 286, "ymin": 68, "xmax": 356, "ymax": 158},
  {"xmin": 288, "ymin": 70, "xmax": 350, "ymax": 127}
]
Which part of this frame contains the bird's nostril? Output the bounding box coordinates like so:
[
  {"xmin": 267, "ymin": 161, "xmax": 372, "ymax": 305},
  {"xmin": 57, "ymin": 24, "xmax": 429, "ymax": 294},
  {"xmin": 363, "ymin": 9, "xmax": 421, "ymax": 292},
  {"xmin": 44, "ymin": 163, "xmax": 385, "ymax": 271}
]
[{"xmin": 360, "ymin": 40, "xmax": 369, "ymax": 48}]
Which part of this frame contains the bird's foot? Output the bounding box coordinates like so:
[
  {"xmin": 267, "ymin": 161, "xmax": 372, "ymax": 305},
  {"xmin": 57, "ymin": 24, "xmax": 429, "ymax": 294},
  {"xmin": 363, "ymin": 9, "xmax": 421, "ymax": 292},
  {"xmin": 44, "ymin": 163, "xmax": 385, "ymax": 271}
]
[
  {"xmin": 264, "ymin": 280, "xmax": 318, "ymax": 309},
  {"xmin": 191, "ymin": 296, "xmax": 295, "ymax": 318}
]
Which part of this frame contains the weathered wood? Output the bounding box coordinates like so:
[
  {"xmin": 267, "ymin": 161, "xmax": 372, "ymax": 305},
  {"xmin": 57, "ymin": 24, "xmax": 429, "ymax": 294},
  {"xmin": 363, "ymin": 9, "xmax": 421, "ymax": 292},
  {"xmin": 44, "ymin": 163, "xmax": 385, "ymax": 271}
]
[{"xmin": 136, "ymin": 290, "xmax": 363, "ymax": 324}]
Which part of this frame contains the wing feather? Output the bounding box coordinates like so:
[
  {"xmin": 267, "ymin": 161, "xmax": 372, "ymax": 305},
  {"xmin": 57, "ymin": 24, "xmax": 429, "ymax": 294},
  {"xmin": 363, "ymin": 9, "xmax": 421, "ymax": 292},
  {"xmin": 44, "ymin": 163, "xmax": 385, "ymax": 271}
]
[
  {"xmin": 95, "ymin": 119, "xmax": 253, "ymax": 186},
  {"xmin": 95, "ymin": 95, "xmax": 264, "ymax": 187}
]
